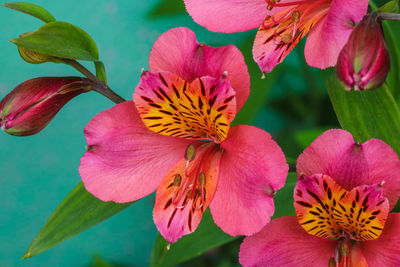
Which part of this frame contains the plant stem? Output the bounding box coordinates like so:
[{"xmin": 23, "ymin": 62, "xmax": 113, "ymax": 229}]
[
  {"xmin": 63, "ymin": 59, "xmax": 125, "ymax": 104},
  {"xmin": 379, "ymin": 12, "xmax": 400, "ymax": 21}
]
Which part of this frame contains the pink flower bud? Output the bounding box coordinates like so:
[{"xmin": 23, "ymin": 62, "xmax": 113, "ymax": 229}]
[
  {"xmin": 336, "ymin": 14, "xmax": 390, "ymax": 91},
  {"xmin": 0, "ymin": 77, "xmax": 92, "ymax": 136}
]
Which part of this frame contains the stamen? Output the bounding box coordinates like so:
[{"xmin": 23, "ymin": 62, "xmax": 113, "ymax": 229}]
[
  {"xmin": 173, "ymin": 174, "xmax": 182, "ymax": 187},
  {"xmin": 328, "ymin": 258, "xmax": 336, "ymax": 267},
  {"xmin": 198, "ymin": 172, "xmax": 206, "ymax": 185},
  {"xmin": 292, "ymin": 10, "xmax": 301, "ymax": 22},
  {"xmin": 185, "ymin": 144, "xmax": 196, "ymax": 162}
]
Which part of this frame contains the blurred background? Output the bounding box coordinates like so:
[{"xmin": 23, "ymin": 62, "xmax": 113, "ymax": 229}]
[{"xmin": 0, "ymin": 0, "xmax": 346, "ymax": 266}]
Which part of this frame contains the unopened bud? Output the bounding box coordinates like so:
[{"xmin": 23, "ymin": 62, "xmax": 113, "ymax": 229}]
[
  {"xmin": 0, "ymin": 77, "xmax": 92, "ymax": 136},
  {"xmin": 336, "ymin": 14, "xmax": 390, "ymax": 91},
  {"xmin": 15, "ymin": 33, "xmax": 61, "ymax": 64}
]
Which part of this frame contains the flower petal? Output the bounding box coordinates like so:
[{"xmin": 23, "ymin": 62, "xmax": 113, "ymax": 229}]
[
  {"xmin": 153, "ymin": 144, "xmax": 222, "ymax": 243},
  {"xmin": 183, "ymin": 0, "xmax": 266, "ymax": 33},
  {"xmin": 149, "ymin": 27, "xmax": 250, "ymax": 111},
  {"xmin": 361, "ymin": 213, "xmax": 400, "ymax": 266},
  {"xmin": 253, "ymin": 3, "xmax": 328, "ymax": 73},
  {"xmin": 134, "ymin": 71, "xmax": 236, "ymax": 143},
  {"xmin": 239, "ymin": 216, "xmax": 336, "ymax": 267},
  {"xmin": 304, "ymin": 0, "xmax": 368, "ymax": 68},
  {"xmin": 210, "ymin": 125, "xmax": 288, "ymax": 236},
  {"xmin": 79, "ymin": 101, "xmax": 194, "ymax": 203},
  {"xmin": 294, "ymin": 174, "xmax": 389, "ymax": 241},
  {"xmin": 297, "ymin": 129, "xmax": 400, "ymax": 210}
]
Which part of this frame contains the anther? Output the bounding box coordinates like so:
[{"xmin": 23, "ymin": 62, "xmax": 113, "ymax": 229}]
[
  {"xmin": 328, "ymin": 258, "xmax": 336, "ymax": 267},
  {"xmin": 380, "ymin": 180, "xmax": 386, "ymax": 187},
  {"xmin": 281, "ymin": 34, "xmax": 292, "ymax": 44},
  {"xmin": 198, "ymin": 172, "xmax": 206, "ymax": 185},
  {"xmin": 292, "ymin": 10, "xmax": 300, "ymax": 23},
  {"xmin": 185, "ymin": 144, "xmax": 196, "ymax": 162},
  {"xmin": 141, "ymin": 68, "xmax": 145, "ymax": 73},
  {"xmin": 173, "ymin": 174, "xmax": 182, "ymax": 187},
  {"xmin": 267, "ymin": 5, "xmax": 273, "ymax": 10},
  {"xmin": 340, "ymin": 243, "xmax": 349, "ymax": 257},
  {"xmin": 223, "ymin": 70, "xmax": 229, "ymax": 77}
]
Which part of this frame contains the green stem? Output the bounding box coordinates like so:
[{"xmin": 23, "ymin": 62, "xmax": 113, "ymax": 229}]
[
  {"xmin": 379, "ymin": 12, "xmax": 400, "ymax": 21},
  {"xmin": 63, "ymin": 59, "xmax": 125, "ymax": 104}
]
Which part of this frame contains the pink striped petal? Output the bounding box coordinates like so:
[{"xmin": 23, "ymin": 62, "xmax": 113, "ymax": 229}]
[
  {"xmin": 210, "ymin": 125, "xmax": 288, "ymax": 236},
  {"xmin": 149, "ymin": 27, "xmax": 249, "ymax": 111},
  {"xmin": 239, "ymin": 216, "xmax": 336, "ymax": 266},
  {"xmin": 361, "ymin": 213, "xmax": 400, "ymax": 266},
  {"xmin": 79, "ymin": 101, "xmax": 195, "ymax": 203},
  {"xmin": 184, "ymin": 0, "xmax": 266, "ymax": 33},
  {"xmin": 297, "ymin": 129, "xmax": 400, "ymax": 210},
  {"xmin": 304, "ymin": 0, "xmax": 368, "ymax": 68}
]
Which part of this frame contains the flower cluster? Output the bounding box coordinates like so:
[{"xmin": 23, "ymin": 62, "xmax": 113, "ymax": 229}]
[{"xmin": 1, "ymin": 1, "xmax": 399, "ymax": 266}]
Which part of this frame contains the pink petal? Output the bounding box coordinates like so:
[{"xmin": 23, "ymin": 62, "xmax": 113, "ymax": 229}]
[
  {"xmin": 184, "ymin": 0, "xmax": 266, "ymax": 33},
  {"xmin": 361, "ymin": 213, "xmax": 400, "ymax": 266},
  {"xmin": 149, "ymin": 27, "xmax": 250, "ymax": 111},
  {"xmin": 304, "ymin": 0, "xmax": 368, "ymax": 68},
  {"xmin": 153, "ymin": 144, "xmax": 223, "ymax": 243},
  {"xmin": 297, "ymin": 129, "xmax": 400, "ymax": 210},
  {"xmin": 79, "ymin": 101, "xmax": 195, "ymax": 203},
  {"xmin": 210, "ymin": 125, "xmax": 288, "ymax": 236},
  {"xmin": 239, "ymin": 216, "xmax": 336, "ymax": 266}
]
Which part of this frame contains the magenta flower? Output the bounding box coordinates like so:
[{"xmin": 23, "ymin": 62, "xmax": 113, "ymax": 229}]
[
  {"xmin": 79, "ymin": 27, "xmax": 288, "ymax": 243},
  {"xmin": 240, "ymin": 129, "xmax": 400, "ymax": 266},
  {"xmin": 184, "ymin": 0, "xmax": 369, "ymax": 73},
  {"xmin": 0, "ymin": 77, "xmax": 91, "ymax": 136}
]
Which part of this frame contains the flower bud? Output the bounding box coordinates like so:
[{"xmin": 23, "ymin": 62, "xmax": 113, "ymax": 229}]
[
  {"xmin": 336, "ymin": 14, "xmax": 390, "ymax": 91},
  {"xmin": 15, "ymin": 33, "xmax": 62, "ymax": 64},
  {"xmin": 0, "ymin": 77, "xmax": 92, "ymax": 136}
]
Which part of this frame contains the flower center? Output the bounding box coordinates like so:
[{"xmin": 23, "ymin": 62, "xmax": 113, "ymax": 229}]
[
  {"xmin": 294, "ymin": 174, "xmax": 389, "ymax": 241},
  {"xmin": 170, "ymin": 143, "xmax": 220, "ymax": 211},
  {"xmin": 262, "ymin": 0, "xmax": 330, "ymax": 45}
]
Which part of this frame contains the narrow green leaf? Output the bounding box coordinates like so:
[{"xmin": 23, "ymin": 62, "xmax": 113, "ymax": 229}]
[
  {"xmin": 11, "ymin": 21, "xmax": 99, "ymax": 61},
  {"xmin": 150, "ymin": 172, "xmax": 297, "ymax": 267},
  {"xmin": 3, "ymin": 2, "xmax": 56, "ymax": 23},
  {"xmin": 327, "ymin": 76, "xmax": 400, "ymax": 154},
  {"xmin": 95, "ymin": 61, "xmax": 108, "ymax": 84},
  {"xmin": 23, "ymin": 182, "xmax": 133, "ymax": 259},
  {"xmin": 379, "ymin": 0, "xmax": 399, "ymax": 13},
  {"xmin": 150, "ymin": 210, "xmax": 237, "ymax": 267}
]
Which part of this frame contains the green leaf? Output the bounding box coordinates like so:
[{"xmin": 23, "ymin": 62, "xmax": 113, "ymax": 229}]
[
  {"xmin": 150, "ymin": 172, "xmax": 297, "ymax": 267},
  {"xmin": 95, "ymin": 61, "xmax": 108, "ymax": 84},
  {"xmin": 150, "ymin": 210, "xmax": 238, "ymax": 267},
  {"xmin": 11, "ymin": 21, "xmax": 99, "ymax": 61},
  {"xmin": 327, "ymin": 76, "xmax": 400, "ymax": 154},
  {"xmin": 3, "ymin": 2, "xmax": 56, "ymax": 23},
  {"xmin": 23, "ymin": 182, "xmax": 133, "ymax": 259},
  {"xmin": 379, "ymin": 0, "xmax": 399, "ymax": 13}
]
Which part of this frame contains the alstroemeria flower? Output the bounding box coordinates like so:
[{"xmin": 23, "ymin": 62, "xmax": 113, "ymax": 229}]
[
  {"xmin": 184, "ymin": 0, "xmax": 369, "ymax": 73},
  {"xmin": 240, "ymin": 129, "xmax": 400, "ymax": 266},
  {"xmin": 79, "ymin": 27, "xmax": 288, "ymax": 243}
]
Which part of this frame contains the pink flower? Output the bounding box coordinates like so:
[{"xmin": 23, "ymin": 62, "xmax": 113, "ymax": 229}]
[
  {"xmin": 184, "ymin": 0, "xmax": 369, "ymax": 73},
  {"xmin": 0, "ymin": 77, "xmax": 91, "ymax": 136},
  {"xmin": 79, "ymin": 27, "xmax": 288, "ymax": 243},
  {"xmin": 240, "ymin": 129, "xmax": 400, "ymax": 266}
]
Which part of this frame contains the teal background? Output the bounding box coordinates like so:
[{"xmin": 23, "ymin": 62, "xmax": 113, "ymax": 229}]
[
  {"xmin": 0, "ymin": 1, "xmax": 243, "ymax": 266},
  {"xmin": 0, "ymin": 0, "xmax": 339, "ymax": 266}
]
